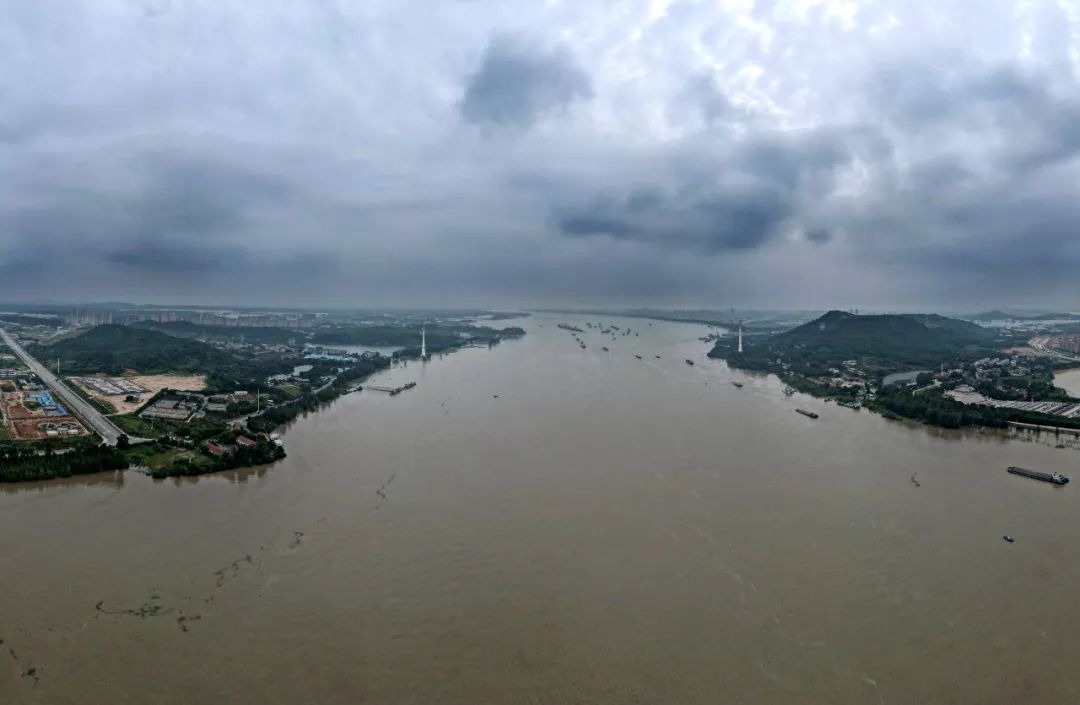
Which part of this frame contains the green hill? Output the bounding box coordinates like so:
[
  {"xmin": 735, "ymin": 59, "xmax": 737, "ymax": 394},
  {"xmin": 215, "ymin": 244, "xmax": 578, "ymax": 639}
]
[
  {"xmin": 777, "ymin": 310, "xmax": 991, "ymax": 352},
  {"xmin": 712, "ymin": 310, "xmax": 998, "ymax": 377},
  {"xmin": 38, "ymin": 325, "xmax": 239, "ymax": 375}
]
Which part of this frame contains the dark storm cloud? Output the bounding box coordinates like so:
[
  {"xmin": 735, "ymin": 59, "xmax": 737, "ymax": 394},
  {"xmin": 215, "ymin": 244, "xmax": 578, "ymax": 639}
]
[
  {"xmin": 804, "ymin": 228, "xmax": 832, "ymax": 244},
  {"xmin": 555, "ymin": 187, "xmax": 791, "ymax": 252},
  {"xmin": 4, "ymin": 154, "xmax": 289, "ymax": 242},
  {"xmin": 106, "ymin": 241, "xmax": 228, "ymax": 273},
  {"xmin": 2, "ymin": 1, "xmax": 1080, "ymax": 308},
  {"xmin": 549, "ymin": 125, "xmax": 885, "ymax": 252},
  {"xmin": 870, "ymin": 61, "xmax": 1080, "ymax": 173},
  {"xmin": 680, "ymin": 72, "xmax": 750, "ymax": 125},
  {"xmin": 0, "ymin": 151, "xmax": 297, "ymax": 285},
  {"xmin": 461, "ymin": 35, "xmax": 593, "ymax": 127},
  {"xmin": 839, "ymin": 57, "xmax": 1080, "ymax": 290}
]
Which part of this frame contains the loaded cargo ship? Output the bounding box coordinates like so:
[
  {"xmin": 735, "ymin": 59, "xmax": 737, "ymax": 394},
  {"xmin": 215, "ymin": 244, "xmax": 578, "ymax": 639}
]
[
  {"xmin": 1007, "ymin": 466, "xmax": 1069, "ymax": 485},
  {"xmin": 796, "ymin": 408, "xmax": 819, "ymax": 419}
]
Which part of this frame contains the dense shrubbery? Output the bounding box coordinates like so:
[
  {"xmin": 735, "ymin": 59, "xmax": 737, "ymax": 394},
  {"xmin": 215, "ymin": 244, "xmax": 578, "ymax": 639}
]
[
  {"xmin": 132, "ymin": 320, "xmax": 301, "ymax": 345},
  {"xmin": 0, "ymin": 440, "xmax": 127, "ymax": 482},
  {"xmin": 37, "ymin": 325, "xmax": 237, "ymax": 375},
  {"xmin": 151, "ymin": 438, "xmax": 285, "ymax": 479}
]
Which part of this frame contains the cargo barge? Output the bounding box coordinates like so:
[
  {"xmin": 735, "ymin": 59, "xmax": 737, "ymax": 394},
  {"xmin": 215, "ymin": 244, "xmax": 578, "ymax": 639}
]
[
  {"xmin": 1007, "ymin": 466, "xmax": 1069, "ymax": 485},
  {"xmin": 796, "ymin": 408, "xmax": 818, "ymax": 419}
]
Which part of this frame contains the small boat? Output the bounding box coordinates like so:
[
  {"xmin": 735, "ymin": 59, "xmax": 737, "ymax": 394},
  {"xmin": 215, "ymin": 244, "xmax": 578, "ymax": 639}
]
[
  {"xmin": 796, "ymin": 408, "xmax": 818, "ymax": 419},
  {"xmin": 655, "ymin": 355, "xmax": 660, "ymax": 359},
  {"xmin": 635, "ymin": 354, "xmax": 642, "ymax": 359},
  {"xmin": 783, "ymin": 386, "xmax": 795, "ymax": 396},
  {"xmin": 1002, "ymin": 535, "xmax": 1015, "ymax": 543},
  {"xmin": 732, "ymin": 382, "xmax": 743, "ymax": 388},
  {"xmin": 602, "ymin": 346, "xmax": 609, "ymax": 351},
  {"xmin": 685, "ymin": 359, "xmax": 694, "ymax": 366}
]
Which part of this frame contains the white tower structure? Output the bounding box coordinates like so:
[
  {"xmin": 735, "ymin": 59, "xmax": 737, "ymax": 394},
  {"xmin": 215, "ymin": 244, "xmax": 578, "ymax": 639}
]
[
  {"xmin": 421, "ymin": 326, "xmax": 427, "ymax": 359},
  {"xmin": 730, "ymin": 308, "xmax": 744, "ymax": 354}
]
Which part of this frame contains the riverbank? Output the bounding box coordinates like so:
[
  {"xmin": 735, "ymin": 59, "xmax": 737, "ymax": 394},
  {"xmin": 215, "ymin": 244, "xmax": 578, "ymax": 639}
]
[
  {"xmin": 0, "ymin": 357, "xmax": 389, "ymax": 482},
  {"xmin": 0, "ymin": 329, "xmax": 517, "ymax": 482}
]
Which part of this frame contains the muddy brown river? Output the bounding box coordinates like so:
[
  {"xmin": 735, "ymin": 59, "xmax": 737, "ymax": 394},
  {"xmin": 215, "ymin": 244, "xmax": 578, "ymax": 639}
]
[{"xmin": 2, "ymin": 314, "xmax": 1078, "ymax": 704}]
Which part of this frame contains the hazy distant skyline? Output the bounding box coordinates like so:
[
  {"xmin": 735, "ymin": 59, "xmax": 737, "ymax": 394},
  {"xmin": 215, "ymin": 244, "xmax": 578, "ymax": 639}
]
[{"xmin": 3, "ymin": 1, "xmax": 1080, "ymax": 309}]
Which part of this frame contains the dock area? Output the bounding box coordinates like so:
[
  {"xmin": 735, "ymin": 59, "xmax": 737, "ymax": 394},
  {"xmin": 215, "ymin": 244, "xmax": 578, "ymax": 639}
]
[
  {"xmin": 364, "ymin": 382, "xmax": 417, "ymax": 396},
  {"xmin": 1007, "ymin": 421, "xmax": 1080, "ymax": 436}
]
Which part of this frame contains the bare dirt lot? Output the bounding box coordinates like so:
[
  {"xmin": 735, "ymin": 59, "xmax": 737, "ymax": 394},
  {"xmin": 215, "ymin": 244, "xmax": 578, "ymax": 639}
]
[
  {"xmin": 12, "ymin": 417, "xmax": 87, "ymax": 440},
  {"xmin": 70, "ymin": 374, "xmax": 207, "ymax": 415}
]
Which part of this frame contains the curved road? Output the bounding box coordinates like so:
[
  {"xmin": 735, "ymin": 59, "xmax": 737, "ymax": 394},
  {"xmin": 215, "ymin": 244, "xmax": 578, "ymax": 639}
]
[{"xmin": 0, "ymin": 327, "xmax": 131, "ymax": 446}]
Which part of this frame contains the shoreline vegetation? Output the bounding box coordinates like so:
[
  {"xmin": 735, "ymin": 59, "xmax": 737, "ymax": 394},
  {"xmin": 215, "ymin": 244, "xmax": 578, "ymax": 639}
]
[
  {"xmin": 2, "ymin": 319, "xmax": 526, "ymax": 483},
  {"xmin": 710, "ymin": 310, "xmax": 1080, "ymax": 433}
]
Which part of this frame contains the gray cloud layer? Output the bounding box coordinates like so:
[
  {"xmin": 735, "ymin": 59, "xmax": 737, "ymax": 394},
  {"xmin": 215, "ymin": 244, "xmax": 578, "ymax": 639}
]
[
  {"xmin": 2, "ymin": 1, "xmax": 1080, "ymax": 308},
  {"xmin": 462, "ymin": 35, "xmax": 593, "ymax": 127}
]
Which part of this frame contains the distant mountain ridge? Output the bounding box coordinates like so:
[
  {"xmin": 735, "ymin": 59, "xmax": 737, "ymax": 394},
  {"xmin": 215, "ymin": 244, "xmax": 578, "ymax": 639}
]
[{"xmin": 964, "ymin": 310, "xmax": 1080, "ymax": 322}]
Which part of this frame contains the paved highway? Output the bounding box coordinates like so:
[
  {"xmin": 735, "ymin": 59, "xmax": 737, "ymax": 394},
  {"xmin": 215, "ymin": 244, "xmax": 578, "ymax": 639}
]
[{"xmin": 0, "ymin": 327, "xmax": 129, "ymax": 446}]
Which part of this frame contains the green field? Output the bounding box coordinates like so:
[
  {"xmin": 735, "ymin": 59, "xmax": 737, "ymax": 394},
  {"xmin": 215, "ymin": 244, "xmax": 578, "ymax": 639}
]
[
  {"xmin": 275, "ymin": 384, "xmax": 303, "ymax": 399},
  {"xmin": 112, "ymin": 414, "xmax": 165, "ymax": 439}
]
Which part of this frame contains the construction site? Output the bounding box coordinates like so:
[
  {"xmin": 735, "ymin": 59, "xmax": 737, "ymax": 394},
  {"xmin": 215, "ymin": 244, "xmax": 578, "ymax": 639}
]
[
  {"xmin": 68, "ymin": 374, "xmax": 206, "ymax": 415},
  {"xmin": 0, "ymin": 383, "xmax": 88, "ymax": 440}
]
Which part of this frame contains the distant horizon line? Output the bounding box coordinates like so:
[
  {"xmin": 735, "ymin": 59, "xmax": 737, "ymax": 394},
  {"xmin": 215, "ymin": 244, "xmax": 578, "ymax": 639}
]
[{"xmin": 2, "ymin": 301, "xmax": 1079, "ymax": 317}]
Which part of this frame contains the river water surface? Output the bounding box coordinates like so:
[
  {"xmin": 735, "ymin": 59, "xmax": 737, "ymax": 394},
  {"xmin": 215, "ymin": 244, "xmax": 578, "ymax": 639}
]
[
  {"xmin": 1054, "ymin": 367, "xmax": 1080, "ymax": 398},
  {"xmin": 2, "ymin": 314, "xmax": 1079, "ymax": 704}
]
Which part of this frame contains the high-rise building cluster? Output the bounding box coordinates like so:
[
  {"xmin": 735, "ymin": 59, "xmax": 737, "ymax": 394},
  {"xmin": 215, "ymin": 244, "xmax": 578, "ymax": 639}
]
[{"xmin": 68, "ymin": 309, "xmax": 318, "ymax": 329}]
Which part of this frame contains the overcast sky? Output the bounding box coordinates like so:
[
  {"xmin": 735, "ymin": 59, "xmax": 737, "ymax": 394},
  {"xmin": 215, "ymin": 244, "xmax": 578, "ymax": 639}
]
[{"xmin": 2, "ymin": 0, "xmax": 1080, "ymax": 310}]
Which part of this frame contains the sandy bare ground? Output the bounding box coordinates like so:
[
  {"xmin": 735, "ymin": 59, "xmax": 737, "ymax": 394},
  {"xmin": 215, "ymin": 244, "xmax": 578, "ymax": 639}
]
[{"xmin": 69, "ymin": 374, "xmax": 207, "ymax": 415}]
